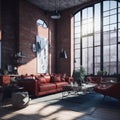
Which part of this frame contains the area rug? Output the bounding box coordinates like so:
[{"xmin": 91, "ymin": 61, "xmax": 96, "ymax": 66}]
[{"xmin": 31, "ymin": 92, "xmax": 120, "ymax": 115}]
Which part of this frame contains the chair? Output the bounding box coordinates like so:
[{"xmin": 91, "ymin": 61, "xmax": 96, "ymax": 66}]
[
  {"xmin": 94, "ymin": 82, "xmax": 120, "ymax": 100},
  {"xmin": 86, "ymin": 76, "xmax": 102, "ymax": 84}
]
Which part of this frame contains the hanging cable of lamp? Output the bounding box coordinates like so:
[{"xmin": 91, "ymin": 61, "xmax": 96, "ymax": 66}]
[{"xmin": 51, "ymin": 0, "xmax": 61, "ymax": 19}]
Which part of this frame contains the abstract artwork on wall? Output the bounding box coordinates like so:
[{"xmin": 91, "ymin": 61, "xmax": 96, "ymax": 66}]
[{"xmin": 36, "ymin": 35, "xmax": 48, "ymax": 73}]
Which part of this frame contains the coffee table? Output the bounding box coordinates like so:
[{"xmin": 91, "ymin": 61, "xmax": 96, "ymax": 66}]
[
  {"xmin": 62, "ymin": 85, "xmax": 81, "ymax": 97},
  {"xmin": 62, "ymin": 83, "xmax": 97, "ymax": 98},
  {"xmin": 81, "ymin": 83, "xmax": 97, "ymax": 93}
]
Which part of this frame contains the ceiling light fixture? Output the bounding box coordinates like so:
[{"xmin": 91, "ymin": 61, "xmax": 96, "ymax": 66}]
[{"xmin": 51, "ymin": 0, "xmax": 61, "ymax": 19}]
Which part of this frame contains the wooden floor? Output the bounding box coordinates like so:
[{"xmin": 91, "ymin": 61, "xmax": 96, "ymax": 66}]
[{"xmin": 0, "ymin": 92, "xmax": 120, "ymax": 120}]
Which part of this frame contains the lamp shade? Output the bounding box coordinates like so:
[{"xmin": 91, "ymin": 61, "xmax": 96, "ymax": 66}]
[{"xmin": 51, "ymin": 11, "xmax": 61, "ymax": 19}]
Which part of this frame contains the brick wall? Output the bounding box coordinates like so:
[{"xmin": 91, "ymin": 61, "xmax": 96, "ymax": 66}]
[
  {"xmin": 1, "ymin": 0, "xmax": 19, "ymax": 71},
  {"xmin": 0, "ymin": 0, "xmax": 1, "ymax": 68},
  {"xmin": 56, "ymin": 1, "xmax": 95, "ymax": 76},
  {"xmin": 18, "ymin": 0, "xmax": 55, "ymax": 75}
]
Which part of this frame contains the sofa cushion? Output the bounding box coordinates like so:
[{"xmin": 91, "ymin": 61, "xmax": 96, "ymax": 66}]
[
  {"xmin": 44, "ymin": 75, "xmax": 51, "ymax": 83},
  {"xmin": 54, "ymin": 76, "xmax": 61, "ymax": 82},
  {"xmin": 61, "ymin": 74, "xmax": 67, "ymax": 82},
  {"xmin": 40, "ymin": 77, "xmax": 47, "ymax": 84},
  {"xmin": 55, "ymin": 82, "xmax": 68, "ymax": 88},
  {"xmin": 39, "ymin": 83, "xmax": 56, "ymax": 91}
]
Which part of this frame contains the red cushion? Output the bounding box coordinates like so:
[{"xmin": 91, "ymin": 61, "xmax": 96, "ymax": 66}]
[
  {"xmin": 40, "ymin": 77, "xmax": 47, "ymax": 83},
  {"xmin": 54, "ymin": 75, "xmax": 61, "ymax": 82},
  {"xmin": 44, "ymin": 75, "xmax": 51, "ymax": 83}
]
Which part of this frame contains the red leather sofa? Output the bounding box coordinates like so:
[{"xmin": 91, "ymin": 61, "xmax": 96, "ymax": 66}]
[
  {"xmin": 86, "ymin": 76, "xmax": 102, "ymax": 84},
  {"xmin": 17, "ymin": 74, "xmax": 73, "ymax": 97},
  {"xmin": 94, "ymin": 82, "xmax": 120, "ymax": 100}
]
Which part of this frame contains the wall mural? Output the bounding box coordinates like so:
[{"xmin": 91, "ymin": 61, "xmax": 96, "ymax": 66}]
[{"xmin": 36, "ymin": 35, "xmax": 48, "ymax": 73}]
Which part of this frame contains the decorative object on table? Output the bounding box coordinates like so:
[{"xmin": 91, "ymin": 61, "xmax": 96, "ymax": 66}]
[{"xmin": 72, "ymin": 66, "xmax": 86, "ymax": 86}]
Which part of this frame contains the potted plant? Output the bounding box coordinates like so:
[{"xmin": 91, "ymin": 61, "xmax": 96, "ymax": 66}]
[
  {"xmin": 97, "ymin": 70, "xmax": 108, "ymax": 76},
  {"xmin": 73, "ymin": 66, "xmax": 86, "ymax": 86}
]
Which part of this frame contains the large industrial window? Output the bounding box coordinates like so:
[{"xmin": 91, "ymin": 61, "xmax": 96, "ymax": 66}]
[{"xmin": 74, "ymin": 0, "xmax": 120, "ymax": 75}]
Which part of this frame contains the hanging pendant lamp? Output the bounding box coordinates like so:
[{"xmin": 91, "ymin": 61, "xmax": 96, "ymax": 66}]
[{"xmin": 51, "ymin": 0, "xmax": 61, "ymax": 19}]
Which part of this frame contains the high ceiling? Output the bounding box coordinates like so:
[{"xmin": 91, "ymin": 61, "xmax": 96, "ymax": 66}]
[{"xmin": 26, "ymin": 0, "xmax": 91, "ymax": 12}]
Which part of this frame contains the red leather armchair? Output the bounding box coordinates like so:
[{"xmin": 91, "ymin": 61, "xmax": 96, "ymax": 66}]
[
  {"xmin": 94, "ymin": 82, "xmax": 120, "ymax": 100},
  {"xmin": 86, "ymin": 76, "xmax": 102, "ymax": 84}
]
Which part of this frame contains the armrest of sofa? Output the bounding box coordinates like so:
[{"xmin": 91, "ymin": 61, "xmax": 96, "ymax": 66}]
[
  {"xmin": 65, "ymin": 77, "xmax": 74, "ymax": 83},
  {"xmin": 94, "ymin": 82, "xmax": 120, "ymax": 99},
  {"xmin": 17, "ymin": 78, "xmax": 38, "ymax": 96}
]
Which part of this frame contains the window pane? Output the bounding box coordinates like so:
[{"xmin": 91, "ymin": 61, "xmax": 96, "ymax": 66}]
[
  {"xmin": 110, "ymin": 31, "xmax": 116, "ymax": 44},
  {"xmin": 75, "ymin": 12, "xmax": 80, "ymax": 22},
  {"xmin": 88, "ymin": 36, "xmax": 93, "ymax": 47},
  {"xmin": 103, "ymin": 26, "xmax": 109, "ymax": 32},
  {"xmin": 110, "ymin": 1, "xmax": 117, "ymax": 9},
  {"xmin": 94, "ymin": 33, "xmax": 100, "ymax": 46},
  {"xmin": 75, "ymin": 33, "xmax": 80, "ymax": 38},
  {"xmin": 82, "ymin": 24, "xmax": 87, "ymax": 35},
  {"xmin": 94, "ymin": 3, "xmax": 101, "ymax": 32},
  {"xmin": 88, "ymin": 19, "xmax": 93, "ymax": 34},
  {"xmin": 75, "ymin": 49, "xmax": 80, "ymax": 58},
  {"xmin": 75, "ymin": 22, "xmax": 80, "ymax": 27},
  {"xmin": 103, "ymin": 1, "xmax": 109, "ymax": 11},
  {"xmin": 110, "ymin": 45, "xmax": 116, "ymax": 62},
  {"xmin": 103, "ymin": 46, "xmax": 110, "ymax": 62},
  {"xmin": 95, "ymin": 47, "xmax": 100, "ymax": 63},
  {"xmin": 103, "ymin": 11, "xmax": 109, "ymax": 17},
  {"xmin": 88, "ymin": 48, "xmax": 93, "ymax": 74},
  {"xmin": 75, "ymin": 43, "xmax": 80, "ymax": 49},
  {"xmin": 118, "ymin": 29, "xmax": 120, "ymax": 42},
  {"xmin": 103, "ymin": 17, "xmax": 109, "ymax": 25},
  {"xmin": 88, "ymin": 7, "xmax": 93, "ymax": 18},
  {"xmin": 118, "ymin": 44, "xmax": 120, "ymax": 74},
  {"xmin": 110, "ymin": 15, "xmax": 116, "ymax": 24},
  {"xmin": 82, "ymin": 49, "xmax": 87, "ymax": 71},
  {"xmin": 103, "ymin": 46, "xmax": 110, "ymax": 74},
  {"xmin": 110, "ymin": 9, "xmax": 117, "ymax": 15},
  {"xmin": 75, "ymin": 38, "xmax": 80, "ymax": 44},
  {"xmin": 119, "ymin": 8, "xmax": 120, "ymax": 13},
  {"xmin": 75, "ymin": 58, "xmax": 80, "ymax": 68},
  {"xmin": 110, "ymin": 62, "xmax": 116, "ymax": 75},
  {"xmin": 75, "ymin": 26, "xmax": 80, "ymax": 33},
  {"xmin": 82, "ymin": 9, "xmax": 87, "ymax": 20},
  {"xmin": 103, "ymin": 31, "xmax": 109, "ymax": 45},
  {"xmin": 82, "ymin": 37, "xmax": 87, "ymax": 48},
  {"xmin": 110, "ymin": 24, "xmax": 116, "ymax": 31},
  {"xmin": 118, "ymin": 14, "xmax": 120, "ymax": 22}
]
